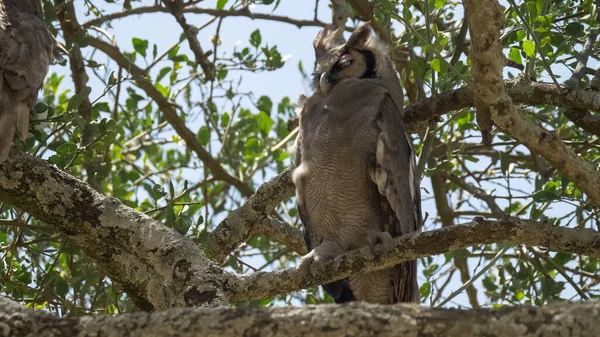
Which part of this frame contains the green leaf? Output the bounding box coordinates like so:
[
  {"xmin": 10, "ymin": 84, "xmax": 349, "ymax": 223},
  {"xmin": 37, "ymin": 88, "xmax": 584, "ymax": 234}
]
[
  {"xmin": 221, "ymin": 112, "xmax": 230, "ymax": 128},
  {"xmin": 56, "ymin": 143, "xmax": 77, "ymax": 155},
  {"xmin": 166, "ymin": 203, "xmax": 176, "ymax": 227},
  {"xmin": 217, "ymin": 0, "xmax": 228, "ymax": 10},
  {"xmin": 151, "ymin": 184, "xmax": 166, "ymax": 200},
  {"xmin": 436, "ymin": 160, "xmax": 454, "ymax": 171},
  {"xmin": 67, "ymin": 87, "xmax": 92, "ymax": 112},
  {"xmin": 408, "ymin": 59, "xmax": 426, "ymax": 80},
  {"xmin": 132, "ymin": 37, "xmax": 149, "ymax": 57},
  {"xmin": 156, "ymin": 67, "xmax": 171, "ymax": 82},
  {"xmin": 419, "ymin": 281, "xmax": 431, "ymax": 298},
  {"xmin": 482, "ymin": 277, "xmax": 498, "ymax": 291},
  {"xmin": 553, "ymin": 252, "xmax": 571, "ymax": 266},
  {"xmin": 500, "ymin": 151, "xmax": 509, "ymax": 176},
  {"xmin": 174, "ymin": 217, "xmax": 191, "ymax": 235},
  {"xmin": 257, "ymin": 96, "xmax": 273, "ymax": 114},
  {"xmin": 508, "ymin": 47, "xmax": 523, "ymax": 65},
  {"xmin": 565, "ymin": 22, "xmax": 584, "ymax": 37},
  {"xmin": 430, "ymin": 58, "xmax": 441, "ymax": 72},
  {"xmin": 197, "ymin": 126, "xmax": 211, "ymax": 146},
  {"xmin": 522, "ymin": 39, "xmax": 535, "ymax": 57},
  {"xmin": 54, "ymin": 275, "xmax": 69, "ymax": 299},
  {"xmin": 258, "ymin": 111, "xmax": 273, "ymax": 138},
  {"xmin": 34, "ymin": 102, "xmax": 48, "ymax": 114},
  {"xmin": 532, "ymin": 190, "xmax": 560, "ymax": 202},
  {"xmin": 435, "ymin": 0, "xmax": 448, "ymax": 9},
  {"xmin": 250, "ymin": 29, "xmax": 262, "ymax": 48},
  {"xmin": 169, "ymin": 180, "xmax": 175, "ymax": 199}
]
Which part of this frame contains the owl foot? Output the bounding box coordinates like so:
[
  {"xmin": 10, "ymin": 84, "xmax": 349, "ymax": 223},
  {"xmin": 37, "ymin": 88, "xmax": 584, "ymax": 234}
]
[
  {"xmin": 366, "ymin": 231, "xmax": 394, "ymax": 258},
  {"xmin": 297, "ymin": 240, "xmax": 344, "ymax": 279}
]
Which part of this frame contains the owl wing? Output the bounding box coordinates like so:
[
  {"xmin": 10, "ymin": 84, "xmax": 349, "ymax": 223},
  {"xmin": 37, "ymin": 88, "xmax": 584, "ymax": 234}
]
[
  {"xmin": 370, "ymin": 91, "xmax": 422, "ymax": 303},
  {"xmin": 0, "ymin": 6, "xmax": 54, "ymax": 163}
]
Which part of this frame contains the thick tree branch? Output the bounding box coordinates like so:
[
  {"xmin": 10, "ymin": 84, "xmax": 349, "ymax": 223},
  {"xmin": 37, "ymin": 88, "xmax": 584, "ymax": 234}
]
[
  {"xmin": 256, "ymin": 218, "xmax": 306, "ymax": 256},
  {"xmin": 404, "ymin": 80, "xmax": 600, "ymax": 128},
  {"xmin": 87, "ymin": 36, "xmax": 254, "ymax": 197},
  {"xmin": 226, "ymin": 217, "xmax": 600, "ymax": 302},
  {"xmin": 204, "ymin": 167, "xmax": 298, "ymax": 263},
  {"xmin": 0, "ymin": 152, "xmax": 229, "ymax": 310},
  {"xmin": 2, "ymin": 295, "xmax": 599, "ymax": 337},
  {"xmin": 463, "ymin": 0, "xmax": 600, "ymax": 207}
]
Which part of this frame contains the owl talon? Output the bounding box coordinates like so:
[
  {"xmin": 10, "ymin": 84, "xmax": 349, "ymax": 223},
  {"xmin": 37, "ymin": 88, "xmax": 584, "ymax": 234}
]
[
  {"xmin": 297, "ymin": 251, "xmax": 317, "ymax": 279},
  {"xmin": 367, "ymin": 231, "xmax": 394, "ymax": 258},
  {"xmin": 297, "ymin": 240, "xmax": 344, "ymax": 278}
]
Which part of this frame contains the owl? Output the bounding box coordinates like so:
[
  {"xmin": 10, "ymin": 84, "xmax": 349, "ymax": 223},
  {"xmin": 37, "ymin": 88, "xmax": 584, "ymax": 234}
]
[
  {"xmin": 0, "ymin": 0, "xmax": 59, "ymax": 163},
  {"xmin": 293, "ymin": 22, "xmax": 422, "ymax": 304}
]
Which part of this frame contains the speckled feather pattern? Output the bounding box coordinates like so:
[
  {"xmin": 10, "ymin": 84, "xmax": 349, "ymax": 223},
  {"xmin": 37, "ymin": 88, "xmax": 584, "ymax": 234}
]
[
  {"xmin": 0, "ymin": 0, "xmax": 55, "ymax": 163},
  {"xmin": 295, "ymin": 78, "xmax": 422, "ymax": 304}
]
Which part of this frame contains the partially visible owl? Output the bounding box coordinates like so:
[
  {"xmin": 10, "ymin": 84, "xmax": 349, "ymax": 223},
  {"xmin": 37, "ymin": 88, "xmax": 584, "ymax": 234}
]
[
  {"xmin": 293, "ymin": 22, "xmax": 422, "ymax": 304},
  {"xmin": 0, "ymin": 0, "xmax": 59, "ymax": 164}
]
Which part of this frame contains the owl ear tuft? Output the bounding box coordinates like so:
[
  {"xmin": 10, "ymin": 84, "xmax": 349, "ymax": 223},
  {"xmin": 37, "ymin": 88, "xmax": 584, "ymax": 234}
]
[
  {"xmin": 345, "ymin": 21, "xmax": 374, "ymax": 50},
  {"xmin": 313, "ymin": 25, "xmax": 332, "ymax": 57}
]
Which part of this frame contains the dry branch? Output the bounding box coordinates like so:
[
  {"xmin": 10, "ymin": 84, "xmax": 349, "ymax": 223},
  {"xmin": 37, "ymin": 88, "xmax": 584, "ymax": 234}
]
[
  {"xmin": 82, "ymin": 5, "xmax": 345, "ymax": 31},
  {"xmin": 162, "ymin": 0, "xmax": 215, "ymax": 81}
]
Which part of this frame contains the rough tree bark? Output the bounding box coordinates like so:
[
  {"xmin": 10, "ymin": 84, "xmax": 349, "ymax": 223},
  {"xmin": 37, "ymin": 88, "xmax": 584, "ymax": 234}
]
[{"xmin": 1, "ymin": 295, "xmax": 599, "ymax": 337}]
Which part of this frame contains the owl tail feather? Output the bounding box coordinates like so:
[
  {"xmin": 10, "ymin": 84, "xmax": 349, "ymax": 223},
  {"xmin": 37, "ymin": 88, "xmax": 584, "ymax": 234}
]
[
  {"xmin": 394, "ymin": 259, "xmax": 420, "ymax": 303},
  {"xmin": 0, "ymin": 112, "xmax": 17, "ymax": 164}
]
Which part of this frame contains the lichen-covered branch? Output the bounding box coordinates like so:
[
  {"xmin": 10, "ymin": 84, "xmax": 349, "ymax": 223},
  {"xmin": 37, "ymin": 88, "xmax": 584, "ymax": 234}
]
[
  {"xmin": 331, "ymin": 0, "xmax": 351, "ymax": 43},
  {"xmin": 204, "ymin": 167, "xmax": 297, "ymax": 263},
  {"xmin": 2, "ymin": 285, "xmax": 600, "ymax": 337},
  {"xmin": 226, "ymin": 217, "xmax": 600, "ymax": 302},
  {"xmin": 0, "ymin": 152, "xmax": 229, "ymax": 310},
  {"xmin": 463, "ymin": 0, "xmax": 600, "ymax": 207}
]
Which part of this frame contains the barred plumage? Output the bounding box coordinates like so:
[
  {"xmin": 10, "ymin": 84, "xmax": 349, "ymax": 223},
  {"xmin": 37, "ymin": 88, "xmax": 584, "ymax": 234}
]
[
  {"xmin": 0, "ymin": 0, "xmax": 58, "ymax": 163},
  {"xmin": 293, "ymin": 22, "xmax": 422, "ymax": 304}
]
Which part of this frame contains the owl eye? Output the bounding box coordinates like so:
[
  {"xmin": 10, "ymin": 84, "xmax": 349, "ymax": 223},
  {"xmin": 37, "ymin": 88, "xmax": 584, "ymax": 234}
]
[{"xmin": 337, "ymin": 53, "xmax": 354, "ymax": 68}]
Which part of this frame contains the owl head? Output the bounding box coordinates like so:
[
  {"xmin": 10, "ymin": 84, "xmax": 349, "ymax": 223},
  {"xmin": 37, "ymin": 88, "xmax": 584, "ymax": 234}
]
[{"xmin": 312, "ymin": 22, "xmax": 396, "ymax": 95}]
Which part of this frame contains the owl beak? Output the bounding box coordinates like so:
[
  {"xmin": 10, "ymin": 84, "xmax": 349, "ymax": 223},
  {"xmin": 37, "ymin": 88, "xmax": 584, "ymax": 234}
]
[{"xmin": 319, "ymin": 72, "xmax": 332, "ymax": 95}]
